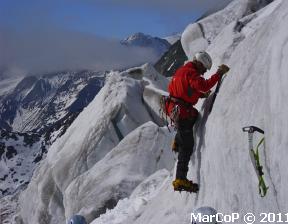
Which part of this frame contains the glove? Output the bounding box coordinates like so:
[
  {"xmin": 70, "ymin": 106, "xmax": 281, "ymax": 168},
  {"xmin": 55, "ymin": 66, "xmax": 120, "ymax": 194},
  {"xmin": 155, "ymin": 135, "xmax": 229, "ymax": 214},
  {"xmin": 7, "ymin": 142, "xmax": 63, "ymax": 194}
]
[
  {"xmin": 217, "ymin": 64, "xmax": 230, "ymax": 76},
  {"xmin": 201, "ymin": 90, "xmax": 211, "ymax": 98}
]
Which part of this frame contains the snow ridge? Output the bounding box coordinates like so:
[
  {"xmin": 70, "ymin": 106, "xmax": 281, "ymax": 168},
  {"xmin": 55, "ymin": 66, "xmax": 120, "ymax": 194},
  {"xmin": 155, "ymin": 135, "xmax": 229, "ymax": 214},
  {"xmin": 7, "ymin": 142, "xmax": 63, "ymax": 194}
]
[{"xmin": 16, "ymin": 64, "xmax": 173, "ymax": 224}]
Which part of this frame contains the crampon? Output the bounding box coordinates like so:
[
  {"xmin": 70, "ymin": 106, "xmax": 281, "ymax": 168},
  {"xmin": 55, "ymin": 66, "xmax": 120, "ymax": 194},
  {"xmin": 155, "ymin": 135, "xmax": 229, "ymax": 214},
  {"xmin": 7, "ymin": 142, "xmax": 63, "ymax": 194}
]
[{"xmin": 172, "ymin": 179, "xmax": 199, "ymax": 193}]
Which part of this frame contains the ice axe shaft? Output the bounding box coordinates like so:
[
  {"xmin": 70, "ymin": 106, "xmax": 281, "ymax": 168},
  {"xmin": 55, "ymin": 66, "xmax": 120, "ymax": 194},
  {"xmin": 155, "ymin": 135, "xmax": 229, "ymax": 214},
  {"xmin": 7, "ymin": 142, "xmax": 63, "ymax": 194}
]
[{"xmin": 208, "ymin": 74, "xmax": 226, "ymax": 113}]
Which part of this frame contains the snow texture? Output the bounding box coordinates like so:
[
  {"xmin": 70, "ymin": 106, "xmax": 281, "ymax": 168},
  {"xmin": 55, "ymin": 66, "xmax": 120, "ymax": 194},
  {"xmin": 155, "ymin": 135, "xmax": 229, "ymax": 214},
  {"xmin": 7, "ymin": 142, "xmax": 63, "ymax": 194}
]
[
  {"xmin": 181, "ymin": 0, "xmax": 268, "ymax": 60},
  {"xmin": 0, "ymin": 131, "xmax": 44, "ymax": 197},
  {"xmin": 10, "ymin": 0, "xmax": 288, "ymax": 224},
  {"xmin": 16, "ymin": 64, "xmax": 174, "ymax": 224},
  {"xmin": 90, "ymin": 169, "xmax": 170, "ymax": 224},
  {"xmin": 0, "ymin": 77, "xmax": 22, "ymax": 96},
  {"xmin": 105, "ymin": 1, "xmax": 287, "ymax": 224},
  {"xmin": 92, "ymin": 0, "xmax": 288, "ymax": 223}
]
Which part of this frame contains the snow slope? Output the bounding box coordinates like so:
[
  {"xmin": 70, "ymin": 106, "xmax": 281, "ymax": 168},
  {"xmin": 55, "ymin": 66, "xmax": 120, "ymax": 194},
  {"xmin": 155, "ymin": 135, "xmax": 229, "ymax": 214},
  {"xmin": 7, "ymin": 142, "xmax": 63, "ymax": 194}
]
[
  {"xmin": 0, "ymin": 130, "xmax": 45, "ymax": 197},
  {"xmin": 181, "ymin": 0, "xmax": 273, "ymax": 59},
  {"xmin": 0, "ymin": 76, "xmax": 22, "ymax": 96},
  {"xmin": 90, "ymin": 169, "xmax": 171, "ymax": 224},
  {"xmin": 13, "ymin": 0, "xmax": 288, "ymax": 224}
]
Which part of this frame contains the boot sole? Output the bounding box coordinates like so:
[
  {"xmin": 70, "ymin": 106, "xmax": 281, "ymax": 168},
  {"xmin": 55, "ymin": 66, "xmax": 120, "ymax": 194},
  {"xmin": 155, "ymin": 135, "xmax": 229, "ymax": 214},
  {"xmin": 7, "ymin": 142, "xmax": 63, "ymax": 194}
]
[{"xmin": 174, "ymin": 186, "xmax": 199, "ymax": 193}]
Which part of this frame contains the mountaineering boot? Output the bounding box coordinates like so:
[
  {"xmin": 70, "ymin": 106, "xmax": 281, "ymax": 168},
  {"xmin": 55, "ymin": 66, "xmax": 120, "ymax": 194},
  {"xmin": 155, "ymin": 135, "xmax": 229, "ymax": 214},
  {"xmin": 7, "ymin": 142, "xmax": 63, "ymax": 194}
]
[
  {"xmin": 172, "ymin": 179, "xmax": 199, "ymax": 193},
  {"xmin": 171, "ymin": 140, "xmax": 179, "ymax": 153}
]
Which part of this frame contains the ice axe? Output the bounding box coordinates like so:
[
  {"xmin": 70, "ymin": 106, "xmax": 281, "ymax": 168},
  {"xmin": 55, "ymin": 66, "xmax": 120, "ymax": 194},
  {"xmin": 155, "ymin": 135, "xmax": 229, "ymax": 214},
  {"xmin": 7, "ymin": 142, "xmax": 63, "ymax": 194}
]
[{"xmin": 242, "ymin": 126, "xmax": 268, "ymax": 197}]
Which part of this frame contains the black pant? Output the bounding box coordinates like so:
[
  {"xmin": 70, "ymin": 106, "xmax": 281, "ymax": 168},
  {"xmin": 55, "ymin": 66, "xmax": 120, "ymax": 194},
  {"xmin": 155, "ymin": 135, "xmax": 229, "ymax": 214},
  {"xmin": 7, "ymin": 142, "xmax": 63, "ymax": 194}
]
[{"xmin": 175, "ymin": 117, "xmax": 197, "ymax": 179}]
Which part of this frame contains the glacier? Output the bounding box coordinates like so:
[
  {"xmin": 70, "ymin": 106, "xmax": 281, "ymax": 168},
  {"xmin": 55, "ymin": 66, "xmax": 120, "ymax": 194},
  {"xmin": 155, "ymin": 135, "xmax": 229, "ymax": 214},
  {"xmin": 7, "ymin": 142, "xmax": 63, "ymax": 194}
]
[
  {"xmin": 4, "ymin": 0, "xmax": 288, "ymax": 223},
  {"xmin": 14, "ymin": 64, "xmax": 173, "ymax": 224}
]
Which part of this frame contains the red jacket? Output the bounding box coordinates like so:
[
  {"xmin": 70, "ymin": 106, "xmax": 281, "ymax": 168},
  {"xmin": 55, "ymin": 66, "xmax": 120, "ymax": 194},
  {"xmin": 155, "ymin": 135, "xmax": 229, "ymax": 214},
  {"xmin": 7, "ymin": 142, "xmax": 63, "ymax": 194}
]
[{"xmin": 167, "ymin": 62, "xmax": 221, "ymax": 119}]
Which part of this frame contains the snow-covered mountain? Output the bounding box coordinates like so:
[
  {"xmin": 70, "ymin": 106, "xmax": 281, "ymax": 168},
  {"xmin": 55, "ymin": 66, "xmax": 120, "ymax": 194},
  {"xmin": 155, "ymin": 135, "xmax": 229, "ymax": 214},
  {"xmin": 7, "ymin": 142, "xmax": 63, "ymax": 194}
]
[
  {"xmin": 0, "ymin": 130, "xmax": 45, "ymax": 197},
  {"xmin": 121, "ymin": 32, "xmax": 171, "ymax": 58},
  {"xmin": 0, "ymin": 70, "xmax": 106, "ymax": 219},
  {"xmin": 0, "ymin": 71, "xmax": 105, "ymax": 143},
  {"xmin": 163, "ymin": 33, "xmax": 181, "ymax": 45},
  {"xmin": 154, "ymin": 39, "xmax": 188, "ymax": 77},
  {"xmin": 3, "ymin": 0, "xmax": 288, "ymax": 223}
]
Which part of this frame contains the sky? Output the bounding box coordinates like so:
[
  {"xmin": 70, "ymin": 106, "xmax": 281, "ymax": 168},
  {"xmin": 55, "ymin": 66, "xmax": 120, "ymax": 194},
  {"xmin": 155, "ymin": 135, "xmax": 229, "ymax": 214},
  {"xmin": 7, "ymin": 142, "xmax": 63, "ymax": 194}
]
[{"xmin": 0, "ymin": 0, "xmax": 232, "ymax": 75}]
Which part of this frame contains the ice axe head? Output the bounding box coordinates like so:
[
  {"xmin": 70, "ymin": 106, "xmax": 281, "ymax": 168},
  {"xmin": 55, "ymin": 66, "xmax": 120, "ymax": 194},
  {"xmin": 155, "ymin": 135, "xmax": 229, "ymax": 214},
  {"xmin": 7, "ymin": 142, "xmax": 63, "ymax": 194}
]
[{"xmin": 242, "ymin": 126, "xmax": 264, "ymax": 134}]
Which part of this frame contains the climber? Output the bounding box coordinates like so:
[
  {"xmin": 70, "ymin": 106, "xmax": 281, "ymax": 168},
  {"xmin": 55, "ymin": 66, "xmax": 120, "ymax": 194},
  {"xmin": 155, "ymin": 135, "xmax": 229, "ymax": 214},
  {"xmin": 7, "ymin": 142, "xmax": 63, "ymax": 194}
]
[{"xmin": 166, "ymin": 51, "xmax": 230, "ymax": 192}]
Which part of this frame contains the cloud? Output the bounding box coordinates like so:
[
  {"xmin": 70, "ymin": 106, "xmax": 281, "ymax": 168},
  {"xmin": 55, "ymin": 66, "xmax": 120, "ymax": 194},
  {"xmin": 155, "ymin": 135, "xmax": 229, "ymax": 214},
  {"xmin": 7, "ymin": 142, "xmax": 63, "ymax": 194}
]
[
  {"xmin": 0, "ymin": 0, "xmax": 234, "ymax": 76},
  {"xmin": 0, "ymin": 27, "xmax": 159, "ymax": 75}
]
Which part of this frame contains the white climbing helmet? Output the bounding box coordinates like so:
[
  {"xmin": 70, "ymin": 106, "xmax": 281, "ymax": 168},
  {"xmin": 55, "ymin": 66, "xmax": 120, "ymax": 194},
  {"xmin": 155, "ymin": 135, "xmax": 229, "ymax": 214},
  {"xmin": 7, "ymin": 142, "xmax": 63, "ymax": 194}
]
[
  {"xmin": 193, "ymin": 51, "xmax": 212, "ymax": 70},
  {"xmin": 191, "ymin": 206, "xmax": 219, "ymax": 224}
]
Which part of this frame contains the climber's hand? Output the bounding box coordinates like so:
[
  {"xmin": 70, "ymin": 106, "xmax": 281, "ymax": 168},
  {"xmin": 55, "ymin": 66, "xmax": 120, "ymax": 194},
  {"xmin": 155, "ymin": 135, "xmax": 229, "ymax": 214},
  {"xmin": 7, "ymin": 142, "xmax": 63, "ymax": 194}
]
[{"xmin": 217, "ymin": 64, "xmax": 230, "ymax": 76}]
